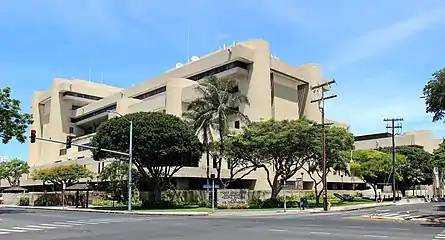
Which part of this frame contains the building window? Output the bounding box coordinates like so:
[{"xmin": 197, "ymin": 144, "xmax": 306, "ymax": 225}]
[
  {"xmin": 133, "ymin": 86, "xmax": 167, "ymax": 100},
  {"xmin": 63, "ymin": 91, "xmax": 102, "ymax": 101},
  {"xmin": 187, "ymin": 61, "xmax": 249, "ymax": 81},
  {"xmin": 78, "ymin": 143, "xmax": 91, "ymax": 152},
  {"xmin": 234, "ymin": 121, "xmax": 240, "ymax": 129},
  {"xmin": 72, "ymin": 105, "xmax": 81, "ymax": 110},
  {"xmin": 59, "ymin": 149, "xmax": 67, "ymax": 156},
  {"xmin": 97, "ymin": 162, "xmax": 101, "ymax": 173},
  {"xmin": 69, "ymin": 127, "xmax": 74, "ymax": 134},
  {"xmin": 71, "ymin": 104, "xmax": 117, "ymax": 123}
]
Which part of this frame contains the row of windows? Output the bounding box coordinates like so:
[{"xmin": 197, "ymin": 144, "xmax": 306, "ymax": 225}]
[
  {"xmin": 187, "ymin": 61, "xmax": 249, "ymax": 81},
  {"xmin": 133, "ymin": 86, "xmax": 167, "ymax": 100},
  {"xmin": 63, "ymin": 91, "xmax": 102, "ymax": 101},
  {"xmin": 71, "ymin": 104, "xmax": 117, "ymax": 123}
]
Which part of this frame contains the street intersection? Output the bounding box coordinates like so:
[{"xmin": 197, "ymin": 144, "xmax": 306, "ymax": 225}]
[{"xmin": 0, "ymin": 203, "xmax": 443, "ymax": 240}]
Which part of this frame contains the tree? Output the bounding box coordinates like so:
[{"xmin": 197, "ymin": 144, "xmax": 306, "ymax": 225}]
[
  {"xmin": 224, "ymin": 119, "xmax": 319, "ymax": 199},
  {"xmin": 0, "ymin": 158, "xmax": 30, "ymax": 187},
  {"xmin": 350, "ymin": 149, "xmax": 406, "ymax": 200},
  {"xmin": 99, "ymin": 161, "xmax": 135, "ymax": 205},
  {"xmin": 184, "ymin": 76, "xmax": 250, "ymax": 183},
  {"xmin": 432, "ymin": 141, "xmax": 445, "ymax": 194},
  {"xmin": 423, "ymin": 68, "xmax": 445, "ymax": 122},
  {"xmin": 91, "ymin": 112, "xmax": 202, "ymax": 203},
  {"xmin": 0, "ymin": 87, "xmax": 32, "ymax": 143},
  {"xmin": 379, "ymin": 146, "xmax": 433, "ymax": 196},
  {"xmin": 304, "ymin": 126, "xmax": 354, "ymax": 203},
  {"xmin": 32, "ymin": 164, "xmax": 93, "ymax": 188}
]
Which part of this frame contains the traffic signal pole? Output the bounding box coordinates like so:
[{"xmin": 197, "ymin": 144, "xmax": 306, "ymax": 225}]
[{"xmin": 34, "ymin": 137, "xmax": 130, "ymax": 157}]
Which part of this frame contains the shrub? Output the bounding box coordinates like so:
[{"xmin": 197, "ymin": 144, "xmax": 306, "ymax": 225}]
[
  {"xmin": 19, "ymin": 196, "xmax": 30, "ymax": 206},
  {"xmin": 217, "ymin": 204, "xmax": 248, "ymax": 209},
  {"xmin": 198, "ymin": 200, "xmax": 210, "ymax": 208},
  {"xmin": 248, "ymin": 197, "xmax": 264, "ymax": 209},
  {"xmin": 34, "ymin": 194, "xmax": 61, "ymax": 206}
]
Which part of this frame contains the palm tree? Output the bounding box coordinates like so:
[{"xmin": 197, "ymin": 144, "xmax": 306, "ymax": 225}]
[{"xmin": 183, "ymin": 76, "xmax": 250, "ymax": 182}]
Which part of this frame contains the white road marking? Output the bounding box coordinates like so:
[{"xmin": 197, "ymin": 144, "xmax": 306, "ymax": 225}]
[
  {"xmin": 0, "ymin": 228, "xmax": 27, "ymax": 233},
  {"xmin": 0, "ymin": 232, "xmax": 9, "ymax": 235},
  {"xmin": 345, "ymin": 226, "xmax": 363, "ymax": 229},
  {"xmin": 392, "ymin": 228, "xmax": 408, "ymax": 231},
  {"xmin": 12, "ymin": 227, "xmax": 43, "ymax": 231},
  {"xmin": 434, "ymin": 236, "xmax": 445, "ymax": 239},
  {"xmin": 376, "ymin": 209, "xmax": 390, "ymax": 212},
  {"xmin": 26, "ymin": 225, "xmax": 57, "ymax": 229},
  {"xmin": 54, "ymin": 221, "xmax": 83, "ymax": 226},
  {"xmin": 309, "ymin": 231, "xmax": 331, "ymax": 235},
  {"xmin": 40, "ymin": 223, "xmax": 72, "ymax": 227},
  {"xmin": 363, "ymin": 235, "xmax": 388, "ymax": 238},
  {"xmin": 269, "ymin": 229, "xmax": 287, "ymax": 232}
]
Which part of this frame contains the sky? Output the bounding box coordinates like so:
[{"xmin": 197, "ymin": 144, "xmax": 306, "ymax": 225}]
[{"xmin": 1, "ymin": 0, "xmax": 445, "ymax": 160}]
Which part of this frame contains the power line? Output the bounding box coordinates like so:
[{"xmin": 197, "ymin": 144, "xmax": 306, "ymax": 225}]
[
  {"xmin": 311, "ymin": 79, "xmax": 337, "ymax": 211},
  {"xmin": 383, "ymin": 117, "xmax": 404, "ymax": 202}
]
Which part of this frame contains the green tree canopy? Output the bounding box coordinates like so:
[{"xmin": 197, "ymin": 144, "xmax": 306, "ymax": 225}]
[
  {"xmin": 379, "ymin": 146, "xmax": 433, "ymax": 196},
  {"xmin": 0, "ymin": 87, "xmax": 32, "ymax": 143},
  {"xmin": 0, "ymin": 158, "xmax": 30, "ymax": 187},
  {"xmin": 224, "ymin": 118, "xmax": 319, "ymax": 199},
  {"xmin": 304, "ymin": 126, "xmax": 355, "ymax": 203},
  {"xmin": 91, "ymin": 112, "xmax": 202, "ymax": 202},
  {"xmin": 99, "ymin": 161, "xmax": 135, "ymax": 204},
  {"xmin": 423, "ymin": 68, "xmax": 445, "ymax": 122},
  {"xmin": 32, "ymin": 164, "xmax": 93, "ymax": 188},
  {"xmin": 184, "ymin": 76, "xmax": 250, "ymax": 182},
  {"xmin": 350, "ymin": 149, "xmax": 406, "ymax": 199}
]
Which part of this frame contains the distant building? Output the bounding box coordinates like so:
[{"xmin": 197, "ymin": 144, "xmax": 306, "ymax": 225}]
[{"xmin": 354, "ymin": 130, "xmax": 443, "ymax": 196}]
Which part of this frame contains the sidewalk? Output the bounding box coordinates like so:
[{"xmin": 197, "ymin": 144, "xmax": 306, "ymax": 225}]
[{"xmin": 1, "ymin": 202, "xmax": 394, "ymax": 217}]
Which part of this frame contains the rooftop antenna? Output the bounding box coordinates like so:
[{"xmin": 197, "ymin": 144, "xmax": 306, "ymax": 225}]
[{"xmin": 100, "ymin": 72, "xmax": 103, "ymax": 84}]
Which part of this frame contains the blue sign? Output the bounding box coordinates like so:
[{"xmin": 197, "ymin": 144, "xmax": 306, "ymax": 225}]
[{"xmin": 203, "ymin": 184, "xmax": 220, "ymax": 189}]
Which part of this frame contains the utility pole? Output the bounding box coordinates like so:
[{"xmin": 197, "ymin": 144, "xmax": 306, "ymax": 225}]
[
  {"xmin": 311, "ymin": 79, "xmax": 337, "ymax": 211},
  {"xmin": 383, "ymin": 118, "xmax": 404, "ymax": 202}
]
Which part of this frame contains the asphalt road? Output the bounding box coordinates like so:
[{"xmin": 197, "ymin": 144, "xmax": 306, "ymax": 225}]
[{"xmin": 0, "ymin": 203, "xmax": 443, "ymax": 240}]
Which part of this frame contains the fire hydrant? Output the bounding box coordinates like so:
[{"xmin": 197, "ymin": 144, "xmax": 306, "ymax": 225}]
[{"xmin": 327, "ymin": 200, "xmax": 332, "ymax": 211}]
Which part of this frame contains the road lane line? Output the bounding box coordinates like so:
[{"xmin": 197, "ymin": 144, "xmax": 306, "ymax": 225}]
[
  {"xmin": 392, "ymin": 228, "xmax": 408, "ymax": 231},
  {"xmin": 53, "ymin": 222, "xmax": 83, "ymax": 226},
  {"xmin": 26, "ymin": 225, "xmax": 57, "ymax": 229},
  {"xmin": 269, "ymin": 229, "xmax": 287, "ymax": 232},
  {"xmin": 0, "ymin": 232, "xmax": 9, "ymax": 235},
  {"xmin": 0, "ymin": 228, "xmax": 26, "ymax": 233},
  {"xmin": 40, "ymin": 223, "xmax": 73, "ymax": 227},
  {"xmin": 309, "ymin": 230, "xmax": 331, "ymax": 235},
  {"xmin": 12, "ymin": 227, "xmax": 43, "ymax": 231},
  {"xmin": 363, "ymin": 235, "xmax": 388, "ymax": 238},
  {"xmin": 345, "ymin": 226, "xmax": 363, "ymax": 229}
]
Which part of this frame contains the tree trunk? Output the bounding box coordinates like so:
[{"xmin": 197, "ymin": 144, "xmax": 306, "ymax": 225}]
[
  {"xmin": 270, "ymin": 177, "xmax": 280, "ymax": 199},
  {"xmin": 217, "ymin": 117, "xmax": 224, "ymax": 181},
  {"xmin": 204, "ymin": 130, "xmax": 210, "ymax": 197},
  {"xmin": 400, "ymin": 188, "xmax": 406, "ymax": 197},
  {"xmin": 153, "ymin": 186, "xmax": 162, "ymax": 204}
]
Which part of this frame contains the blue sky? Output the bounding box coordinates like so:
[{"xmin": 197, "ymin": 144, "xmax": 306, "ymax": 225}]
[{"xmin": 1, "ymin": 0, "xmax": 445, "ymax": 160}]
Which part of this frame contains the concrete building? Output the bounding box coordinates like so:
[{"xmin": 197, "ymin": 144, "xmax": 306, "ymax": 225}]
[
  {"xmin": 7, "ymin": 39, "xmax": 364, "ymax": 191},
  {"xmin": 354, "ymin": 130, "xmax": 443, "ymax": 196}
]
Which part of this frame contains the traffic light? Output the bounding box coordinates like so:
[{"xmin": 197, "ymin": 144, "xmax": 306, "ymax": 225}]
[
  {"xmin": 66, "ymin": 136, "xmax": 72, "ymax": 149},
  {"xmin": 30, "ymin": 130, "xmax": 36, "ymax": 143}
]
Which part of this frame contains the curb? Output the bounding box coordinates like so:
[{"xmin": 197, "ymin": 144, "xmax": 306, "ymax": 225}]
[
  {"xmin": 2, "ymin": 205, "xmax": 210, "ymax": 216},
  {"xmin": 309, "ymin": 203, "xmax": 396, "ymax": 214}
]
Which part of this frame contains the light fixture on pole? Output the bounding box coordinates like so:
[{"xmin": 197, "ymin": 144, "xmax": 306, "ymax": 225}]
[{"xmin": 108, "ymin": 110, "xmax": 134, "ymax": 211}]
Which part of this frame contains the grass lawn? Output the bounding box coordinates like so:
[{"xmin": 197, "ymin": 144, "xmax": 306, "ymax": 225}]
[{"xmin": 90, "ymin": 200, "xmax": 375, "ymax": 212}]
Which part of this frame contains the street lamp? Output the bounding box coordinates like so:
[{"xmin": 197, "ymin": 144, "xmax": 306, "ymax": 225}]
[
  {"xmin": 107, "ymin": 110, "xmax": 134, "ymax": 211},
  {"xmin": 341, "ymin": 174, "xmax": 344, "ymax": 190}
]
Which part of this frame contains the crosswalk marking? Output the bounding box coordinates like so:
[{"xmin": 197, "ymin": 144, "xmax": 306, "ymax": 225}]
[
  {"xmin": 12, "ymin": 227, "xmax": 43, "ymax": 231},
  {"xmin": 0, "ymin": 217, "xmax": 150, "ymax": 237},
  {"xmin": 0, "ymin": 228, "xmax": 27, "ymax": 233}
]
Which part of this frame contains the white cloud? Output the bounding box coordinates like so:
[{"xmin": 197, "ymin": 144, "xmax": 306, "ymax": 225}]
[{"xmin": 324, "ymin": 6, "xmax": 445, "ymax": 72}]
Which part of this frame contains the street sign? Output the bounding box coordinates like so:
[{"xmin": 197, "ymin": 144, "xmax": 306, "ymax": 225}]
[{"xmin": 203, "ymin": 184, "xmax": 220, "ymax": 189}]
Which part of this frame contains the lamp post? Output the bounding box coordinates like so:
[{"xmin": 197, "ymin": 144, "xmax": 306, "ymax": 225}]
[
  {"xmin": 341, "ymin": 174, "xmax": 344, "ymax": 190},
  {"xmin": 108, "ymin": 110, "xmax": 133, "ymax": 211}
]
